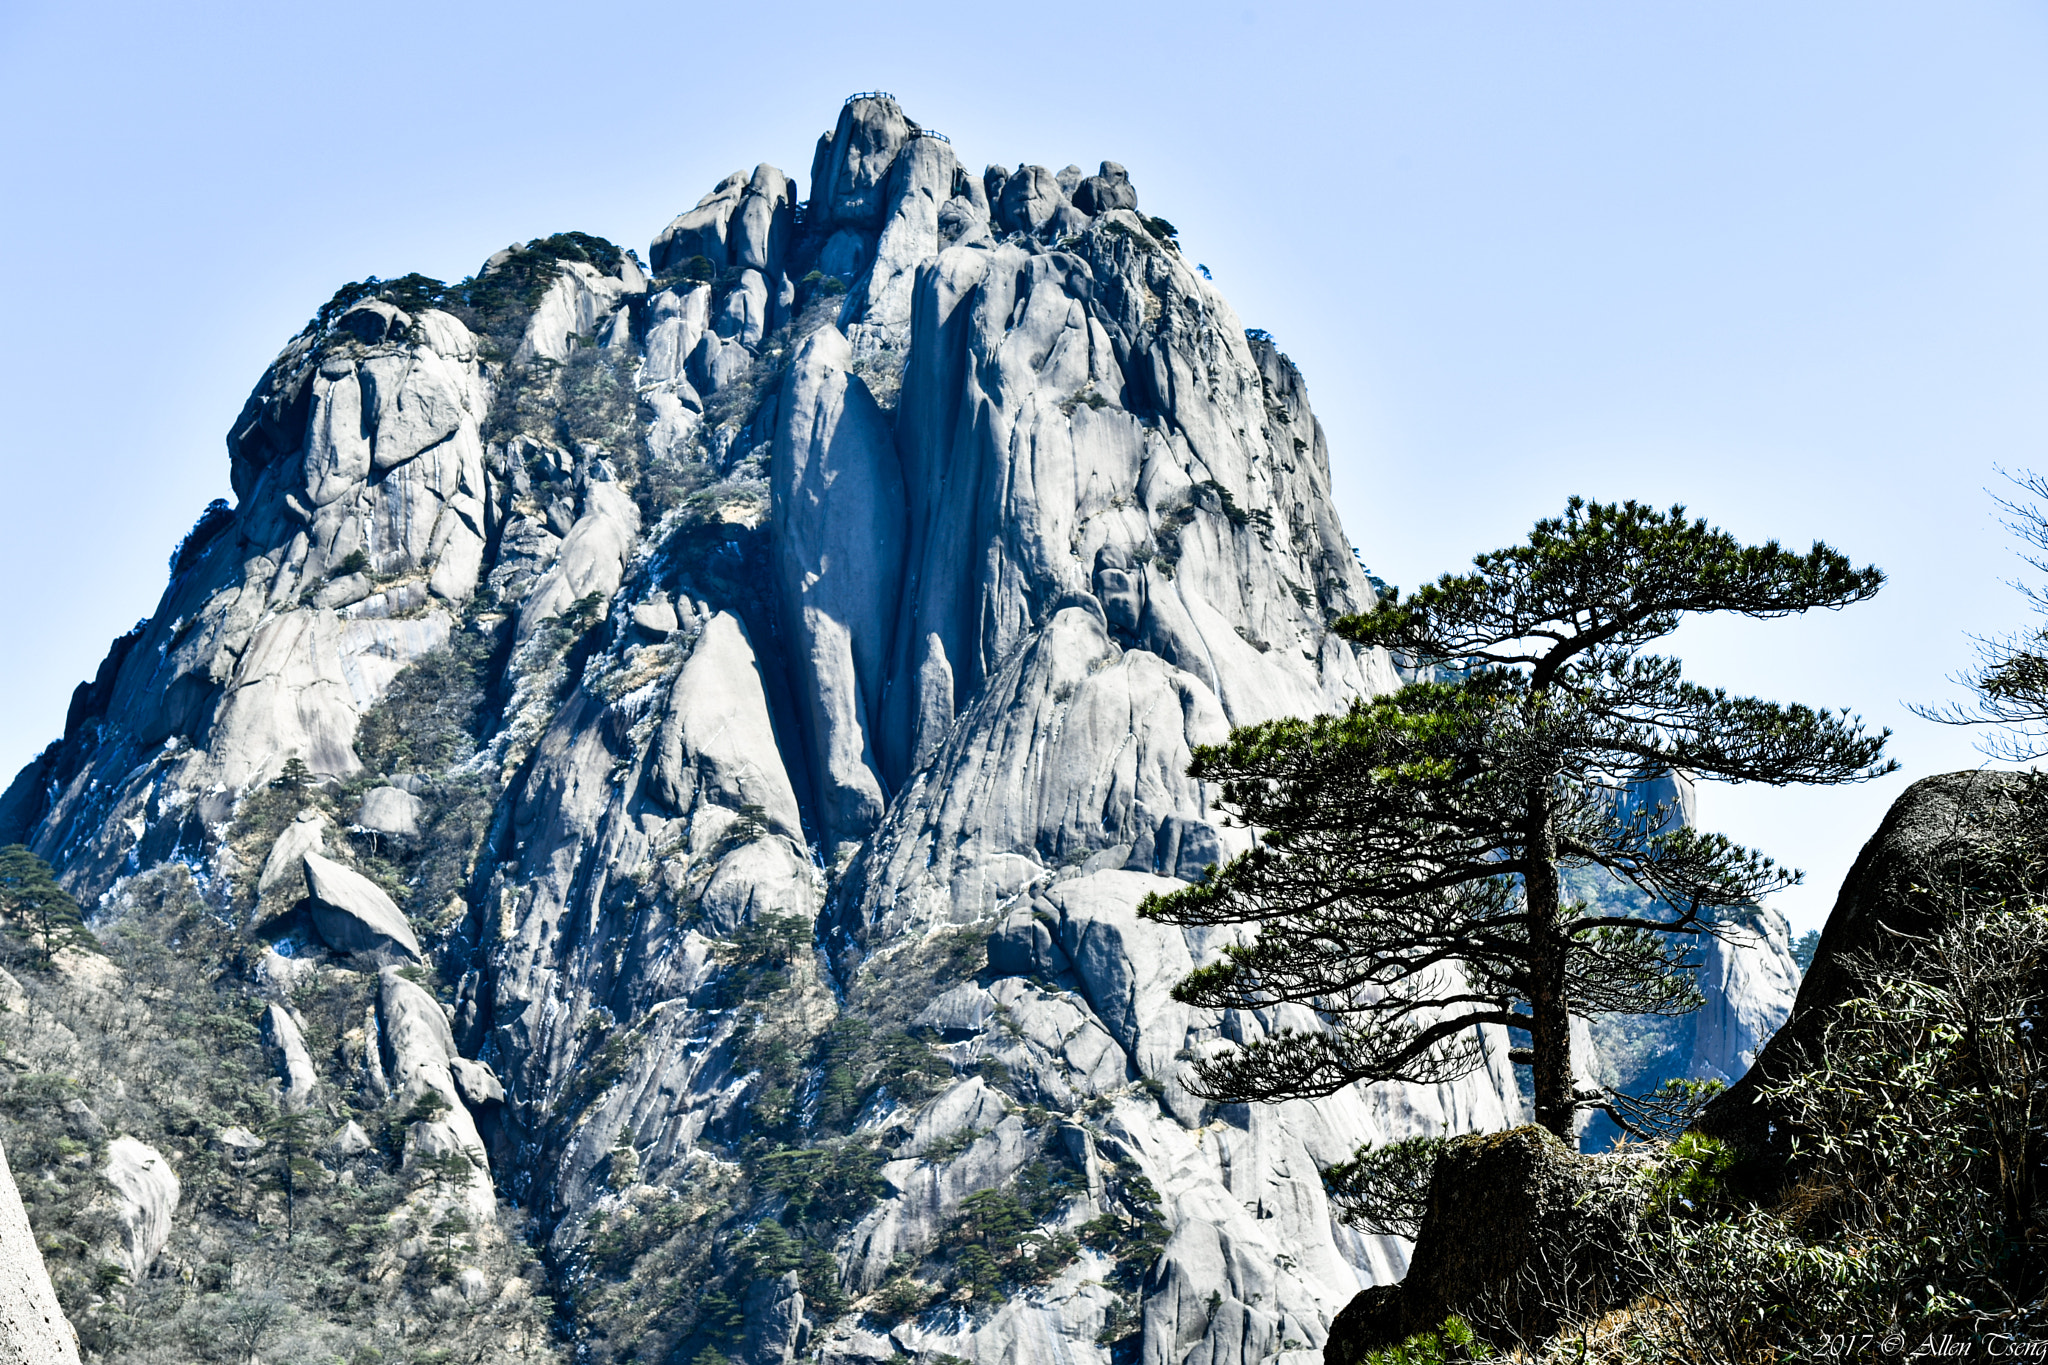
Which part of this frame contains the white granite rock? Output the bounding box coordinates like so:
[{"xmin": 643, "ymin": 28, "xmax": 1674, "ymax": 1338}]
[
  {"xmin": 302, "ymin": 852, "xmax": 422, "ymax": 962},
  {"xmin": 355, "ymin": 785, "xmax": 424, "ymax": 839},
  {"xmin": 260, "ymin": 1002, "xmax": 319, "ymax": 1110},
  {"xmin": 100, "ymin": 1138, "xmax": 178, "ymax": 1283},
  {"xmin": 0, "ymin": 1138, "xmax": 79, "ymax": 1364}
]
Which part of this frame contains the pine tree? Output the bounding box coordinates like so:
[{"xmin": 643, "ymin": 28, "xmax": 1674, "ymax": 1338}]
[
  {"xmin": 0, "ymin": 844, "xmax": 93, "ymax": 969},
  {"xmin": 260, "ymin": 1106, "xmax": 323, "ymax": 1242},
  {"xmin": 1143, "ymin": 498, "xmax": 1894, "ymax": 1137}
]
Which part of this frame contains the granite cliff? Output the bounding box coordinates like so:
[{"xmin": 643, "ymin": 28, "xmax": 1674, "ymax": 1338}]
[{"xmin": 0, "ymin": 95, "xmax": 1790, "ymax": 1364}]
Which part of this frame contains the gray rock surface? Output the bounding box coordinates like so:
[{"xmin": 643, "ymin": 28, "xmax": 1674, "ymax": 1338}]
[
  {"xmin": 261, "ymin": 1002, "xmax": 319, "ymax": 1109},
  {"xmin": 355, "ymin": 785, "xmax": 424, "ymax": 839},
  {"xmin": 100, "ymin": 1138, "xmax": 179, "ymax": 1285},
  {"xmin": 257, "ymin": 808, "xmax": 326, "ymax": 892},
  {"xmin": 303, "ymin": 852, "xmax": 423, "ymax": 962},
  {"xmin": 0, "ymin": 1139, "xmax": 79, "ymax": 1364},
  {"xmin": 1700, "ymin": 770, "xmax": 2040, "ymax": 1165},
  {"xmin": 771, "ymin": 325, "xmax": 904, "ymax": 855},
  {"xmin": 1323, "ymin": 1128, "xmax": 1651, "ymax": 1360},
  {"xmin": 1688, "ymin": 908, "xmax": 1799, "ymax": 1083},
  {"xmin": 3, "ymin": 95, "xmax": 1552, "ymax": 1365}
]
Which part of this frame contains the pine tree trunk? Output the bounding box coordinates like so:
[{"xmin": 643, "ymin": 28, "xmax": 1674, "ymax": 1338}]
[{"xmin": 1524, "ymin": 803, "xmax": 1575, "ymax": 1139}]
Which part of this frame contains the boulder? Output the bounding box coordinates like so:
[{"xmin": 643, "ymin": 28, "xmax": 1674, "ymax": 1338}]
[
  {"xmin": 449, "ymin": 1056, "xmax": 506, "ymax": 1107},
  {"xmin": 1072, "ymin": 161, "xmax": 1137, "ymax": 214},
  {"xmin": 101, "ymin": 1138, "xmax": 179, "ymax": 1284},
  {"xmin": 1700, "ymin": 770, "xmax": 2046, "ymax": 1165},
  {"xmin": 812, "ymin": 95, "xmax": 909, "ymax": 228},
  {"xmin": 302, "ymin": 852, "xmax": 422, "ymax": 963},
  {"xmin": 513, "ymin": 482, "xmax": 641, "ymax": 644},
  {"xmin": 996, "ymin": 164, "xmax": 1067, "ymax": 235},
  {"xmin": 326, "ymin": 1121, "xmax": 374, "ymax": 1157},
  {"xmin": 1324, "ymin": 1127, "xmax": 1650, "ymax": 1360},
  {"xmin": 984, "ymin": 905, "xmax": 1074, "ymax": 982},
  {"xmin": 354, "ymin": 785, "xmax": 423, "ymax": 839},
  {"xmin": 741, "ymin": 1270, "xmax": 804, "ymax": 1365},
  {"xmin": 651, "ymin": 612, "xmax": 804, "ymax": 841},
  {"xmin": 257, "ymin": 808, "xmax": 326, "ymax": 892},
  {"xmin": 214, "ymin": 1127, "xmax": 263, "ymax": 1157},
  {"xmin": 260, "ymin": 1003, "xmax": 318, "ymax": 1110},
  {"xmin": 630, "ymin": 599, "xmax": 679, "ymax": 638},
  {"xmin": 650, "ymin": 171, "xmax": 747, "ymax": 273},
  {"xmin": 912, "ymin": 982, "xmax": 995, "ymax": 1039}
]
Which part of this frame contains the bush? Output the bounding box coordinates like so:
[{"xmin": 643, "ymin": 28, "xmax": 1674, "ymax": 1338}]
[{"xmin": 1616, "ymin": 901, "xmax": 2048, "ymax": 1362}]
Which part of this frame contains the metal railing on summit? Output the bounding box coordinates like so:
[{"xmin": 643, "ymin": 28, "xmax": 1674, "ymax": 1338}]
[
  {"xmin": 911, "ymin": 129, "xmax": 950, "ymax": 142},
  {"xmin": 844, "ymin": 91, "xmax": 896, "ymax": 104}
]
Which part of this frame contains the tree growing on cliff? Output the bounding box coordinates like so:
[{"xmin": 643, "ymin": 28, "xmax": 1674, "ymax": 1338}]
[
  {"xmin": 0, "ymin": 844, "xmax": 92, "ymax": 970},
  {"xmin": 1143, "ymin": 498, "xmax": 1894, "ymax": 1137}
]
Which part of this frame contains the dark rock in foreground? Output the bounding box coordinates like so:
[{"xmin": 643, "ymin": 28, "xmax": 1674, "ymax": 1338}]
[
  {"xmin": 1698, "ymin": 769, "xmax": 2046, "ymax": 1170},
  {"xmin": 1323, "ymin": 1126, "xmax": 1647, "ymax": 1361}
]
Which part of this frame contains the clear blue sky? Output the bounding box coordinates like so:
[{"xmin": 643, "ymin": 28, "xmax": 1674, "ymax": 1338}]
[{"xmin": 3, "ymin": 2, "xmax": 2044, "ymax": 933}]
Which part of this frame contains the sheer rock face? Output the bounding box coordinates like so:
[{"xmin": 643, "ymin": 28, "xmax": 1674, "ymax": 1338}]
[
  {"xmin": 1688, "ymin": 908, "xmax": 1800, "ymax": 1083},
  {"xmin": 5, "ymin": 95, "xmax": 1553, "ymax": 1363},
  {"xmin": 0, "ymin": 1139, "xmax": 80, "ymax": 1365}
]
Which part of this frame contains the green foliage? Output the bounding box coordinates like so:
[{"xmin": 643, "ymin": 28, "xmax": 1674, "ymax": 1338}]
[
  {"xmin": 1791, "ymin": 929, "xmax": 1820, "ymax": 973},
  {"xmin": 482, "ymin": 345, "xmax": 640, "ymax": 458},
  {"xmin": 711, "ymin": 913, "xmax": 809, "ymax": 1010},
  {"xmin": 1364, "ymin": 1315, "xmax": 1493, "ymax": 1364},
  {"xmin": 1079, "ymin": 1165, "xmax": 1168, "ymax": 1289},
  {"xmin": 1912, "ymin": 468, "xmax": 2048, "ymax": 760},
  {"xmin": 168, "ymin": 498, "xmax": 234, "ymax": 580},
  {"xmin": 353, "ymin": 627, "xmax": 496, "ymax": 776},
  {"xmin": 936, "ymin": 1166, "xmax": 1082, "ymax": 1303},
  {"xmin": 754, "ymin": 1140, "xmax": 884, "ymax": 1228},
  {"xmin": 1644, "ymin": 1133, "xmax": 1738, "ymax": 1218},
  {"xmin": 0, "ymin": 844, "xmax": 94, "ymax": 968},
  {"xmin": 810, "ymin": 1017, "xmax": 952, "ymax": 1135},
  {"xmin": 1322, "ymin": 1133, "xmax": 1448, "ymax": 1238}
]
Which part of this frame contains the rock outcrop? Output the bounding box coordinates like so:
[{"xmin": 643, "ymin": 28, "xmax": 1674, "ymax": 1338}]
[
  {"xmin": 1322, "ymin": 1128, "xmax": 1650, "ymax": 1362},
  {"xmin": 260, "ymin": 1002, "xmax": 319, "ymax": 1109},
  {"xmin": 0, "ymin": 93, "xmax": 1569, "ymax": 1363},
  {"xmin": 99, "ymin": 1139, "xmax": 178, "ymax": 1286},
  {"xmin": 0, "ymin": 1139, "xmax": 79, "ymax": 1365},
  {"xmin": 1699, "ymin": 770, "xmax": 2045, "ymax": 1165},
  {"xmin": 302, "ymin": 853, "xmax": 422, "ymax": 963},
  {"xmin": 1687, "ymin": 909, "xmax": 1800, "ymax": 1083}
]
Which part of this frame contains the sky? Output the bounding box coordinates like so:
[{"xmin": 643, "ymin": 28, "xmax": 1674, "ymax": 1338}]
[{"xmin": 1, "ymin": 2, "xmax": 2043, "ymax": 934}]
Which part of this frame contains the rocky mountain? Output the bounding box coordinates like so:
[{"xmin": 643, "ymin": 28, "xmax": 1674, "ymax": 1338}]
[{"xmin": 0, "ymin": 94, "xmax": 1789, "ymax": 1365}]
